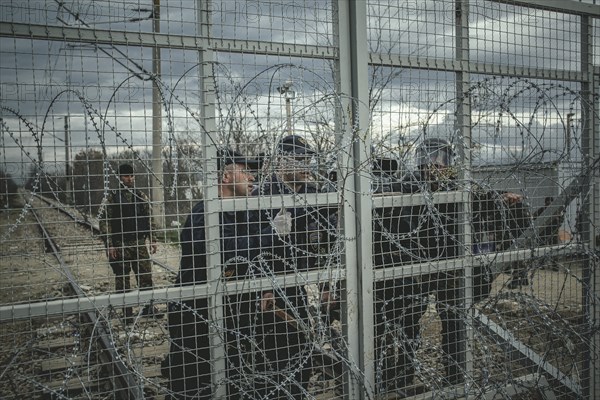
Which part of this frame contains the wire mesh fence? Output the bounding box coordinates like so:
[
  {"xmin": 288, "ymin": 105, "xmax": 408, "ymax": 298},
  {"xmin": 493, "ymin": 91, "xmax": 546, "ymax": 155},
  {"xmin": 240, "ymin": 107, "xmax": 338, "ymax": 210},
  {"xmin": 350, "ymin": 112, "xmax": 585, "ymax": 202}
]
[{"xmin": 1, "ymin": 1, "xmax": 599, "ymax": 399}]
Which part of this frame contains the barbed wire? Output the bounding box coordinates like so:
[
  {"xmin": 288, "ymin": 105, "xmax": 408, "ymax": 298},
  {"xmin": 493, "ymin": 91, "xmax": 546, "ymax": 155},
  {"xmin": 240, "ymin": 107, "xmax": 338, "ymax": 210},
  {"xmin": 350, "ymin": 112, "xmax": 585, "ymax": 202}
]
[{"xmin": 0, "ymin": 67, "xmax": 598, "ymax": 399}]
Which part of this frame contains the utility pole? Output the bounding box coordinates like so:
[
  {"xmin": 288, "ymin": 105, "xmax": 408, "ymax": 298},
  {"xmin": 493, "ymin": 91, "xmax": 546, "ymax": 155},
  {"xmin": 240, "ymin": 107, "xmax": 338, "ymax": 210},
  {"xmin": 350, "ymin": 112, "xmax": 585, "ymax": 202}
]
[
  {"xmin": 566, "ymin": 113, "xmax": 574, "ymax": 157},
  {"xmin": 64, "ymin": 116, "xmax": 72, "ymax": 204},
  {"xmin": 151, "ymin": 0, "xmax": 165, "ymax": 231},
  {"xmin": 277, "ymin": 80, "xmax": 295, "ymax": 135}
]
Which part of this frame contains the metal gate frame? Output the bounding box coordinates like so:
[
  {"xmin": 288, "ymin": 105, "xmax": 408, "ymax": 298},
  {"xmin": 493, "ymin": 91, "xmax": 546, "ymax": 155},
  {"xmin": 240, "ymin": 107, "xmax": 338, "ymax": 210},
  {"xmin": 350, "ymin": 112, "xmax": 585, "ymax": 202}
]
[{"xmin": 0, "ymin": 0, "xmax": 598, "ymax": 398}]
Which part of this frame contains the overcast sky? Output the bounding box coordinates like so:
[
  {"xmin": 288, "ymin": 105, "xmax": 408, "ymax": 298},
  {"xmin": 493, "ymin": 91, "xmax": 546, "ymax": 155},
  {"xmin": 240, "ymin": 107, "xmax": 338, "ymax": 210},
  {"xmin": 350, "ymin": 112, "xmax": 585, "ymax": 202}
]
[{"xmin": 1, "ymin": 0, "xmax": 597, "ymax": 181}]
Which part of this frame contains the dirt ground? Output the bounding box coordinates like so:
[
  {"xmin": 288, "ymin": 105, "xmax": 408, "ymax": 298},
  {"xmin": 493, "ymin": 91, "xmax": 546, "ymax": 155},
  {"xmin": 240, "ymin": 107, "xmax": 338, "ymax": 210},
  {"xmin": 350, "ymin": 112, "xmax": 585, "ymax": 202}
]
[
  {"xmin": 0, "ymin": 208, "xmax": 179, "ymax": 306},
  {"xmin": 0, "ymin": 207, "xmax": 593, "ymax": 399}
]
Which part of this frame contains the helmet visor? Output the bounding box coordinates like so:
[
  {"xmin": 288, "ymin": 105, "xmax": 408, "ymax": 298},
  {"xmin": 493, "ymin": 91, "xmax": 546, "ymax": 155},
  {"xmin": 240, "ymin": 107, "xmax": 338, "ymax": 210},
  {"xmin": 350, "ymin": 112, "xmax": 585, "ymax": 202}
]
[{"xmin": 417, "ymin": 142, "xmax": 453, "ymax": 167}]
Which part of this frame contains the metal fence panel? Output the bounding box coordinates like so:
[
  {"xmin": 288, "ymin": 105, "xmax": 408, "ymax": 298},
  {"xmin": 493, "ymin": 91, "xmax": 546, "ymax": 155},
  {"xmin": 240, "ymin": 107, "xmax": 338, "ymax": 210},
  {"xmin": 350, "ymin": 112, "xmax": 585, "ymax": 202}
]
[{"xmin": 0, "ymin": 0, "xmax": 598, "ymax": 399}]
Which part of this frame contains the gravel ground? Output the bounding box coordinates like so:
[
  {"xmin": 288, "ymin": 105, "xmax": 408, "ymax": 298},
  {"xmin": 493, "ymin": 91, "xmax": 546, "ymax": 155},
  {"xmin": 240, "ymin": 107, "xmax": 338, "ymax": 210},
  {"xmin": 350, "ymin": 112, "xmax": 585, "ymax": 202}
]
[{"xmin": 0, "ymin": 206, "xmax": 592, "ymax": 399}]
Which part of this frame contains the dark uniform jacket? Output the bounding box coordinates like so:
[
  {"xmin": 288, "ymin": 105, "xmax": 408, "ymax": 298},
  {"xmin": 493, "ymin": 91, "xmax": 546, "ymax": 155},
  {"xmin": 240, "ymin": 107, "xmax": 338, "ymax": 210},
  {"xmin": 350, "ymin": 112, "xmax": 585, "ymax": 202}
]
[
  {"xmin": 174, "ymin": 200, "xmax": 284, "ymax": 328},
  {"xmin": 382, "ymin": 172, "xmax": 529, "ymax": 300},
  {"xmin": 251, "ymin": 175, "xmax": 338, "ymax": 273},
  {"xmin": 164, "ymin": 200, "xmax": 283, "ymax": 399},
  {"xmin": 251, "ymin": 174, "xmax": 338, "ymax": 301},
  {"xmin": 177, "ymin": 202, "xmax": 272, "ymax": 285},
  {"xmin": 101, "ymin": 187, "xmax": 154, "ymax": 246}
]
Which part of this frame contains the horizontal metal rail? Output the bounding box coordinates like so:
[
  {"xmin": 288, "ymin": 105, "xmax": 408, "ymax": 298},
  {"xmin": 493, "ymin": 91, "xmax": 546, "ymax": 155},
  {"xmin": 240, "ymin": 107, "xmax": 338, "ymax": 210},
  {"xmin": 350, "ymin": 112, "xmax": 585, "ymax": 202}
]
[{"xmin": 0, "ymin": 265, "xmax": 343, "ymax": 321}]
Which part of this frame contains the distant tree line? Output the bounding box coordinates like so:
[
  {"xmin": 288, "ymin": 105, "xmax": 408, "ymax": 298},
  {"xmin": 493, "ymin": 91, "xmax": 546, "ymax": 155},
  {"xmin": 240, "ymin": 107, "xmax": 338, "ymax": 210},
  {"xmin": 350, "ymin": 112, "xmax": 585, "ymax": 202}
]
[
  {"xmin": 0, "ymin": 170, "xmax": 23, "ymax": 209},
  {"xmin": 20, "ymin": 141, "xmax": 204, "ymax": 228}
]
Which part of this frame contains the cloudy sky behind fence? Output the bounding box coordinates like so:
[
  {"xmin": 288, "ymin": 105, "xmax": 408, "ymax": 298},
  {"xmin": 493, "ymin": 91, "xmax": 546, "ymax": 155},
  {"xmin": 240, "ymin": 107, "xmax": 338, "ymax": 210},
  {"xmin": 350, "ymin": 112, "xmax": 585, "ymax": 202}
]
[{"xmin": 0, "ymin": 0, "xmax": 596, "ymax": 181}]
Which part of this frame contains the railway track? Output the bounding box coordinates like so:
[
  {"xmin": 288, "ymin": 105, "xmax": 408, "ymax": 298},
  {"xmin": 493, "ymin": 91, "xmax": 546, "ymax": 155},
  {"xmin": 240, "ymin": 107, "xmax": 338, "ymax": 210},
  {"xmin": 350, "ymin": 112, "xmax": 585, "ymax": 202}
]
[
  {"xmin": 33, "ymin": 193, "xmax": 179, "ymax": 276},
  {"xmin": 30, "ymin": 204, "xmax": 145, "ymax": 398},
  {"xmin": 11, "ymin": 195, "xmax": 344, "ymax": 400},
  {"xmin": 0, "ymin": 194, "xmax": 179, "ymax": 399},
  {"xmin": 2, "ymin": 194, "xmax": 588, "ymax": 399}
]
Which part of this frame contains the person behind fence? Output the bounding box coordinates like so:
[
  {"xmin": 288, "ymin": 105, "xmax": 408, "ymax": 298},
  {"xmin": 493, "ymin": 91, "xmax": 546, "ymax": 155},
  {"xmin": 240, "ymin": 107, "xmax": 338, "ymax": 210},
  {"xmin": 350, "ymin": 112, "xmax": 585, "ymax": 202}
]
[
  {"xmin": 162, "ymin": 149, "xmax": 291, "ymax": 399},
  {"xmin": 370, "ymin": 155, "xmax": 426, "ymax": 396},
  {"xmin": 496, "ymin": 197, "xmax": 533, "ymax": 288},
  {"xmin": 99, "ymin": 163, "xmax": 162, "ymax": 322},
  {"xmin": 162, "ymin": 148, "xmax": 284, "ymax": 399},
  {"xmin": 533, "ymin": 196, "xmax": 565, "ymax": 247},
  {"xmin": 249, "ymin": 134, "xmax": 338, "ymax": 399},
  {"xmin": 386, "ymin": 138, "xmax": 523, "ymax": 386}
]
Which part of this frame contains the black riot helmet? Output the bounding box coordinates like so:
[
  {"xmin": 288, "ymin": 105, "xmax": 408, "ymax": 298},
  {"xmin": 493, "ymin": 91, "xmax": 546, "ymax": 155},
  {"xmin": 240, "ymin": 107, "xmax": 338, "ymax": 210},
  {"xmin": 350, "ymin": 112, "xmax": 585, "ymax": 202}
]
[{"xmin": 416, "ymin": 138, "xmax": 455, "ymax": 168}]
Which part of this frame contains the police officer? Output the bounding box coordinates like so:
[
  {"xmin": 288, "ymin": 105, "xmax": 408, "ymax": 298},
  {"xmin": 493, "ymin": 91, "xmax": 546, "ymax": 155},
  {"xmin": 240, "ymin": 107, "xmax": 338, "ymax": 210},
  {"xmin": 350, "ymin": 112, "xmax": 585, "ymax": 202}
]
[
  {"xmin": 163, "ymin": 148, "xmax": 294, "ymax": 399},
  {"xmin": 491, "ymin": 191, "xmax": 537, "ymax": 288},
  {"xmin": 250, "ymin": 134, "xmax": 338, "ymax": 399},
  {"xmin": 386, "ymin": 138, "xmax": 523, "ymax": 386},
  {"xmin": 100, "ymin": 163, "xmax": 161, "ymax": 321},
  {"xmin": 371, "ymin": 155, "xmax": 426, "ymax": 395}
]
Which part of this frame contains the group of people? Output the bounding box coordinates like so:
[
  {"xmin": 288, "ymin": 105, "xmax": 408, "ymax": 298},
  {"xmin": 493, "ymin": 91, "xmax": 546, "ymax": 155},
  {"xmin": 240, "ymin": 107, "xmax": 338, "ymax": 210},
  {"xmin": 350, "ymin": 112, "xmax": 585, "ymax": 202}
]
[
  {"xmin": 162, "ymin": 134, "xmax": 337, "ymax": 399},
  {"xmin": 372, "ymin": 138, "xmax": 527, "ymax": 393},
  {"xmin": 101, "ymin": 135, "xmax": 541, "ymax": 399}
]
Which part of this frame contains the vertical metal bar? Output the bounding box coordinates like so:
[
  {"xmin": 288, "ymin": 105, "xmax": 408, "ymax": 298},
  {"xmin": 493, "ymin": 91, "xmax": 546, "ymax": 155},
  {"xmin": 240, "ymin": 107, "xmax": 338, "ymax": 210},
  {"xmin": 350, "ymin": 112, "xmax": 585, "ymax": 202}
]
[
  {"xmin": 197, "ymin": 0, "xmax": 227, "ymax": 397},
  {"xmin": 591, "ymin": 70, "xmax": 599, "ymax": 400},
  {"xmin": 454, "ymin": 0, "xmax": 473, "ymax": 387},
  {"xmin": 152, "ymin": 0, "xmax": 165, "ymax": 231},
  {"xmin": 286, "ymin": 96, "xmax": 292, "ymax": 135},
  {"xmin": 579, "ymin": 13, "xmax": 599, "ymax": 399},
  {"xmin": 64, "ymin": 115, "xmax": 72, "ymax": 204},
  {"xmin": 337, "ymin": 0, "xmax": 374, "ymax": 398}
]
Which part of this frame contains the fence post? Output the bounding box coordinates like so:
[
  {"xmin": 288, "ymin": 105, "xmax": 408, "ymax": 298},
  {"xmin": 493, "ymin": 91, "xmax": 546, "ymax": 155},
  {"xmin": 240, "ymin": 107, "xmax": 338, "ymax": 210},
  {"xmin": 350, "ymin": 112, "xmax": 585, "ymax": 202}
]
[
  {"xmin": 579, "ymin": 11, "xmax": 599, "ymax": 399},
  {"xmin": 337, "ymin": 0, "xmax": 374, "ymax": 398}
]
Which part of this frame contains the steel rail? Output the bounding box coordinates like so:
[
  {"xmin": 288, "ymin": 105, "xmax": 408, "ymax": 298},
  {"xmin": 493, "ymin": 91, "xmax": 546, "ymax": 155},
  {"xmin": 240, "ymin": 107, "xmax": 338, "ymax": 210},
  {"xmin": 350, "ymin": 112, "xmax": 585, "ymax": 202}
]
[
  {"xmin": 29, "ymin": 204, "xmax": 143, "ymax": 399},
  {"xmin": 33, "ymin": 193, "xmax": 178, "ymax": 275}
]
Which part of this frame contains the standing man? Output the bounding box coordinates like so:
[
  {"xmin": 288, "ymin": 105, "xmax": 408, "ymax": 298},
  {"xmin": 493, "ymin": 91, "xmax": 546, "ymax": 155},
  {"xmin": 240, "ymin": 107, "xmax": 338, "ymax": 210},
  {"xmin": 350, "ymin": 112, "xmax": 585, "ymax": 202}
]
[
  {"xmin": 386, "ymin": 138, "xmax": 523, "ymax": 387},
  {"xmin": 250, "ymin": 134, "xmax": 338, "ymax": 399},
  {"xmin": 372, "ymin": 155, "xmax": 425, "ymax": 395},
  {"xmin": 100, "ymin": 163, "xmax": 162, "ymax": 321},
  {"xmin": 163, "ymin": 149, "xmax": 289, "ymax": 400}
]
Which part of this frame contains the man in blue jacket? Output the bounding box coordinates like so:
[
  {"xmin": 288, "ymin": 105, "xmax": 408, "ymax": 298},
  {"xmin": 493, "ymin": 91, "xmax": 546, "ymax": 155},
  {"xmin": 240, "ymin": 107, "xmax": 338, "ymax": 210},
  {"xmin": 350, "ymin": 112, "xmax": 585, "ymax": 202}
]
[
  {"xmin": 249, "ymin": 135, "xmax": 338, "ymax": 399},
  {"xmin": 163, "ymin": 148, "xmax": 290, "ymax": 400}
]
